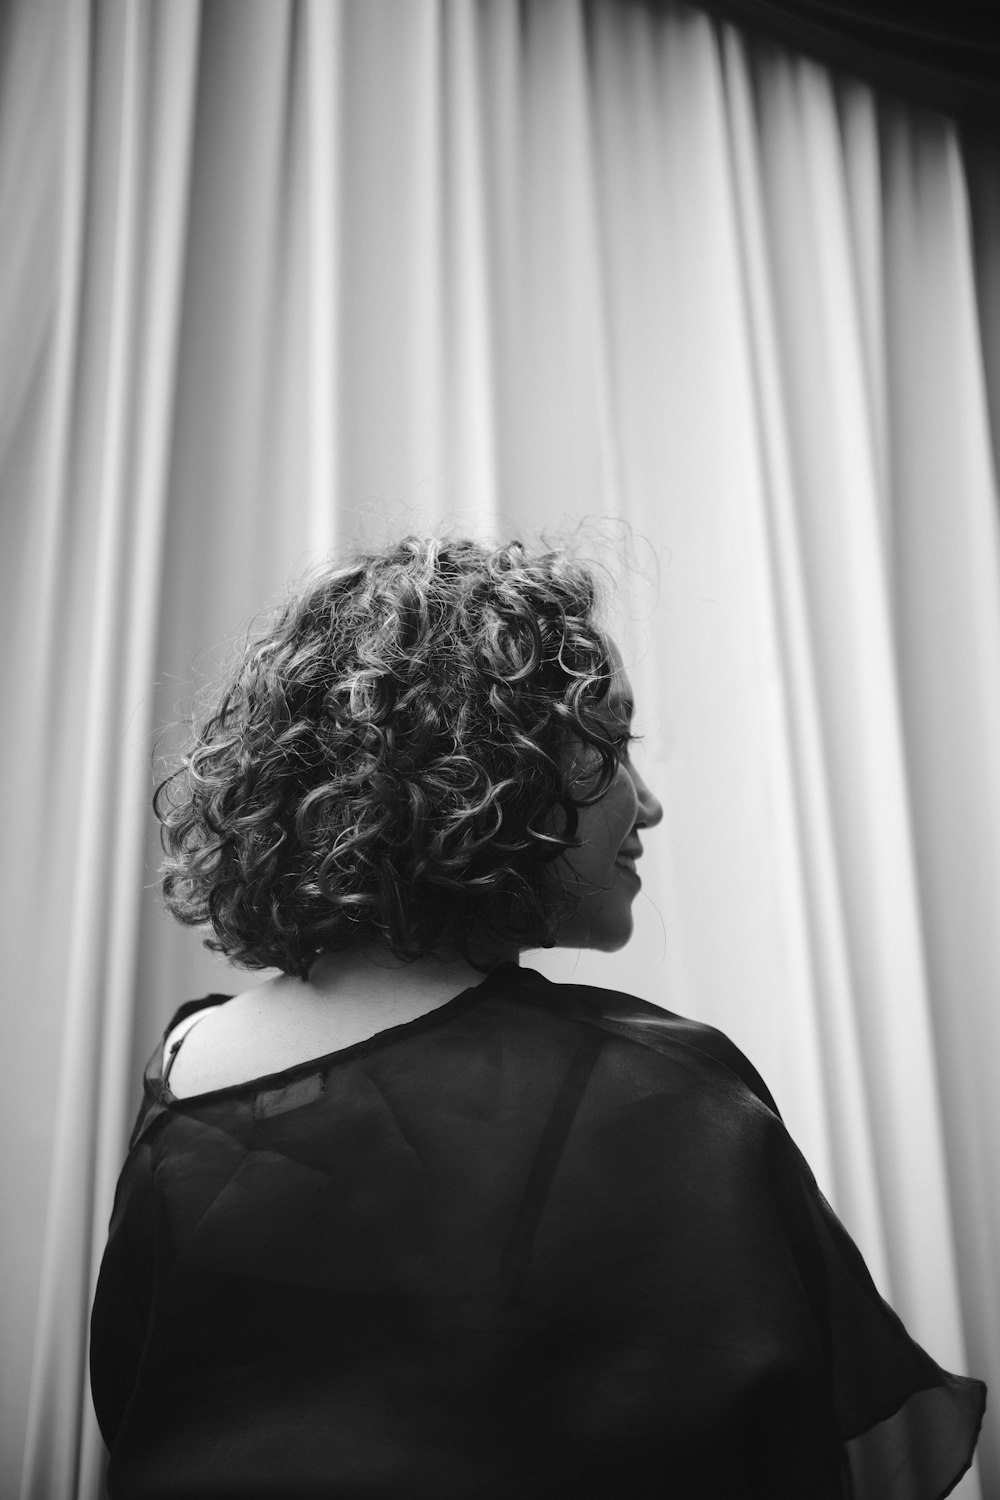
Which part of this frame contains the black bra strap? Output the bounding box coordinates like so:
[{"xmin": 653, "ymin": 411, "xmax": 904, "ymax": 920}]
[{"xmin": 162, "ymin": 1010, "xmax": 213, "ymax": 1085}]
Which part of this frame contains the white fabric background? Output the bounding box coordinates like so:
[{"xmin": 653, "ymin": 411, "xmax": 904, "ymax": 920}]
[{"xmin": 1, "ymin": 2, "xmax": 996, "ymax": 1495}]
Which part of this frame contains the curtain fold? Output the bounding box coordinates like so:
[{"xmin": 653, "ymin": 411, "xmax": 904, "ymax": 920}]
[
  {"xmin": 2, "ymin": 3, "xmax": 996, "ymax": 1496},
  {"xmin": 883, "ymin": 111, "xmax": 1000, "ymax": 1453},
  {"xmin": 13, "ymin": 5, "xmax": 202, "ymax": 1496}
]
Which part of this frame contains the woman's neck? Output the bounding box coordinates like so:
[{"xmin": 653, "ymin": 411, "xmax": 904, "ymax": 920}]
[{"xmin": 283, "ymin": 944, "xmax": 519, "ymax": 1016}]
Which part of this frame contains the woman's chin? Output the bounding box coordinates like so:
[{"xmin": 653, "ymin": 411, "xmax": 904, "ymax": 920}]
[
  {"xmin": 555, "ymin": 905, "xmax": 635, "ymax": 953},
  {"xmin": 593, "ymin": 926, "xmax": 633, "ymax": 953}
]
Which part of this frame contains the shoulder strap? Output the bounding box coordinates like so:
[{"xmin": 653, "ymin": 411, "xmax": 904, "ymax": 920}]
[{"xmin": 162, "ymin": 1008, "xmax": 215, "ymax": 1084}]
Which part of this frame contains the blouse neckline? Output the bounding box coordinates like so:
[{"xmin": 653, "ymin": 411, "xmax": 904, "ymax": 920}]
[{"xmin": 154, "ymin": 960, "xmax": 536, "ymax": 1107}]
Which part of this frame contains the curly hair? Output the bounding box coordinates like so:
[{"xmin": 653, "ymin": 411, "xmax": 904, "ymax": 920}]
[{"xmin": 154, "ymin": 535, "xmax": 634, "ymax": 977}]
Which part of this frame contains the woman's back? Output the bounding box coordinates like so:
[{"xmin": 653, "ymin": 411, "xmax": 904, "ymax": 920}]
[{"xmin": 92, "ymin": 964, "xmax": 983, "ymax": 1499}]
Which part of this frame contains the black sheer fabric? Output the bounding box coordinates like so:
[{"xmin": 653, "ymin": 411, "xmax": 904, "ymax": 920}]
[{"xmin": 91, "ymin": 964, "xmax": 984, "ymax": 1498}]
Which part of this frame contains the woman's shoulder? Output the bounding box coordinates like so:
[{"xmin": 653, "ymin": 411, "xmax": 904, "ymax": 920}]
[
  {"xmin": 148, "ymin": 963, "xmax": 780, "ymax": 1122},
  {"xmin": 159, "ymin": 993, "xmax": 245, "ymax": 1097},
  {"xmin": 158, "ymin": 980, "xmax": 332, "ymax": 1099},
  {"xmin": 158, "ymin": 959, "xmax": 491, "ymax": 1099},
  {"xmin": 510, "ymin": 968, "xmax": 782, "ymax": 1118}
]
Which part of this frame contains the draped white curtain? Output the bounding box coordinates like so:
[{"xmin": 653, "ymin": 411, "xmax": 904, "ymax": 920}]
[{"xmin": 2, "ymin": 2, "xmax": 997, "ymax": 1496}]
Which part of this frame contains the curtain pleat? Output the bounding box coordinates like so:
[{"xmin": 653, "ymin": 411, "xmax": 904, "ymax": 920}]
[
  {"xmin": 720, "ymin": 27, "xmax": 864, "ymax": 1240},
  {"xmin": 2, "ymin": 3, "xmax": 995, "ymax": 1496},
  {"xmin": 304, "ymin": 0, "xmax": 342, "ymax": 556},
  {"xmin": 0, "ymin": 0, "xmax": 91, "ymax": 1487},
  {"xmin": 739, "ymin": 51, "xmax": 966, "ymax": 1356},
  {"xmin": 17, "ymin": 6, "xmax": 202, "ymax": 1497},
  {"xmin": 884, "ymin": 112, "xmax": 1000, "ymax": 1467}
]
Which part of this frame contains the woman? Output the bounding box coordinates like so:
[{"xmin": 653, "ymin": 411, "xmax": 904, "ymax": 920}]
[{"xmin": 91, "ymin": 535, "xmax": 984, "ymax": 1498}]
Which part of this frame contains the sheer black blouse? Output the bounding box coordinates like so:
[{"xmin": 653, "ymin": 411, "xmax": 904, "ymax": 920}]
[{"xmin": 90, "ymin": 963, "xmax": 985, "ymax": 1498}]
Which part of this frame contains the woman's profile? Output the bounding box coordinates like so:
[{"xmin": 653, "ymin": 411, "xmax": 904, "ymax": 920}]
[{"xmin": 90, "ymin": 535, "xmax": 984, "ymax": 1497}]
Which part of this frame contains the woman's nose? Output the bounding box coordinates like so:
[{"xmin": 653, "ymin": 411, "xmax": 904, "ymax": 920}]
[{"xmin": 633, "ymin": 768, "xmax": 664, "ymax": 830}]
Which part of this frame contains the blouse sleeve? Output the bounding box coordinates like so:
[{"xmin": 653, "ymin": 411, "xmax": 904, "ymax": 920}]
[
  {"xmin": 764, "ymin": 1124, "xmax": 986, "ymax": 1499},
  {"xmin": 514, "ymin": 1010, "xmax": 986, "ymax": 1500},
  {"xmin": 90, "ymin": 1140, "xmax": 156, "ymax": 1449},
  {"xmin": 663, "ymin": 1016, "xmax": 986, "ymax": 1497}
]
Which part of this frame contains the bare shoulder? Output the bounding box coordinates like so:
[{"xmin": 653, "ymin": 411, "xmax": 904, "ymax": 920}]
[
  {"xmin": 162, "ymin": 953, "xmax": 489, "ymax": 1099},
  {"xmin": 163, "ymin": 979, "xmax": 327, "ymax": 1098}
]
